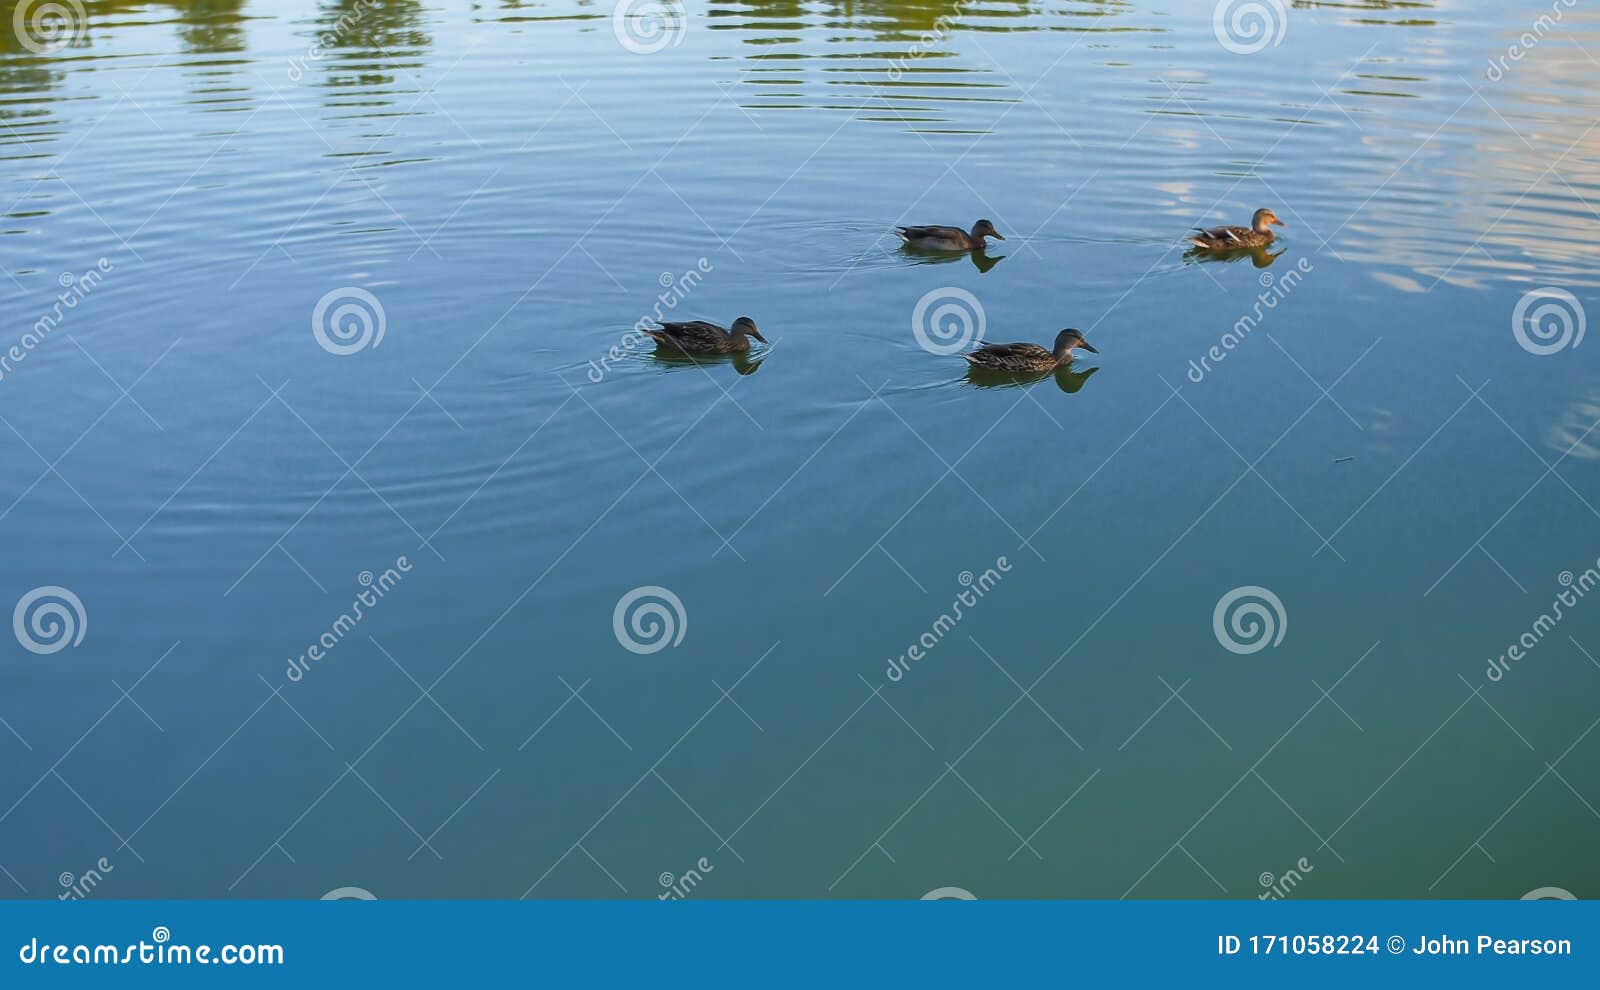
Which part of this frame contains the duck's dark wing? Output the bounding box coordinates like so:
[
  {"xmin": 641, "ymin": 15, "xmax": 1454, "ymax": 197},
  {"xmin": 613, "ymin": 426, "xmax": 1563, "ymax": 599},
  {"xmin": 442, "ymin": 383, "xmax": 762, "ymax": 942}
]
[
  {"xmin": 970, "ymin": 341, "xmax": 1046, "ymax": 358},
  {"xmin": 656, "ymin": 320, "xmax": 725, "ymax": 337},
  {"xmin": 897, "ymin": 225, "xmax": 965, "ymax": 241}
]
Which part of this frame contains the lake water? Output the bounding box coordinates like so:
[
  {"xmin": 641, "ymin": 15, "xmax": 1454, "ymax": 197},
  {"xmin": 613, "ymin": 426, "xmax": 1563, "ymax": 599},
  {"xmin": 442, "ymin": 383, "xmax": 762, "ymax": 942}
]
[{"xmin": 2, "ymin": 0, "xmax": 1598, "ymax": 900}]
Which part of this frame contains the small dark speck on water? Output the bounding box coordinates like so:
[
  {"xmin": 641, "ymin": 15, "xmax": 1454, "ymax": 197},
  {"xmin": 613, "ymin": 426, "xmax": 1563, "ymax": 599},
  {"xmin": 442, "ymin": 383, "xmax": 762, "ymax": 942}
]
[{"xmin": 1334, "ymin": 456, "xmax": 1356, "ymax": 463}]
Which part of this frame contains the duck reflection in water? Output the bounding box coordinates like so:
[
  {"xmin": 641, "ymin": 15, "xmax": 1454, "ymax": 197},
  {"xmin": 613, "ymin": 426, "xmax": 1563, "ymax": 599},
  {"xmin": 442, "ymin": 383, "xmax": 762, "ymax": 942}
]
[
  {"xmin": 650, "ymin": 349, "xmax": 766, "ymax": 376},
  {"xmin": 1183, "ymin": 243, "xmax": 1283, "ymax": 269},
  {"xmin": 899, "ymin": 246, "xmax": 1007, "ymax": 273},
  {"xmin": 964, "ymin": 364, "xmax": 1099, "ymax": 393}
]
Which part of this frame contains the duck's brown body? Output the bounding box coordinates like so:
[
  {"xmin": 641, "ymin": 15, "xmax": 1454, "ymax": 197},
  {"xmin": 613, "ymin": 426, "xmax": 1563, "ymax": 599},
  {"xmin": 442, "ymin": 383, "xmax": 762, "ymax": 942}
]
[
  {"xmin": 1189, "ymin": 208, "xmax": 1284, "ymax": 250},
  {"xmin": 646, "ymin": 318, "xmax": 765, "ymax": 355},
  {"xmin": 895, "ymin": 219, "xmax": 1004, "ymax": 252},
  {"xmin": 964, "ymin": 342, "xmax": 1064, "ymax": 373},
  {"xmin": 963, "ymin": 328, "xmax": 1098, "ymax": 374}
]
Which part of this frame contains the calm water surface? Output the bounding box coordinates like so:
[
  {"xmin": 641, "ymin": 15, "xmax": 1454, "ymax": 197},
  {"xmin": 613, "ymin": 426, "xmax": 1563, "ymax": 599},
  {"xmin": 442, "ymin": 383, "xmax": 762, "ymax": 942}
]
[{"xmin": 2, "ymin": 0, "xmax": 1599, "ymax": 899}]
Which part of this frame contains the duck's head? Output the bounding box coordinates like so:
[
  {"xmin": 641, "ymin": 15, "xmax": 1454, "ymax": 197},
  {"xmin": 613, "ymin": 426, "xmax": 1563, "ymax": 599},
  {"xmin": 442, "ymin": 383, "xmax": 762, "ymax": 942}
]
[
  {"xmin": 1252, "ymin": 208, "xmax": 1284, "ymax": 232},
  {"xmin": 971, "ymin": 219, "xmax": 1005, "ymax": 242},
  {"xmin": 732, "ymin": 316, "xmax": 767, "ymax": 343},
  {"xmin": 1054, "ymin": 327, "xmax": 1097, "ymax": 357}
]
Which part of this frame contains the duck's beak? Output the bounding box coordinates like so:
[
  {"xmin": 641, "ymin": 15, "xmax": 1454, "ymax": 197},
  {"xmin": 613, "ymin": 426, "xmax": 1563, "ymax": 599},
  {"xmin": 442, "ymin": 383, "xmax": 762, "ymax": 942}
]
[
  {"xmin": 1078, "ymin": 341, "xmax": 1099, "ymax": 354},
  {"xmin": 1271, "ymin": 217, "xmax": 1285, "ymax": 227},
  {"xmin": 750, "ymin": 329, "xmax": 768, "ymax": 344},
  {"xmin": 990, "ymin": 231, "xmax": 1006, "ymax": 241}
]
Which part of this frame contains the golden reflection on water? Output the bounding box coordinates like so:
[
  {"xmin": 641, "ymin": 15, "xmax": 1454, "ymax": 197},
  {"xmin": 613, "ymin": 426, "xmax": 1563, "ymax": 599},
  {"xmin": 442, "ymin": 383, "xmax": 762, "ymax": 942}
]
[
  {"xmin": 1336, "ymin": 10, "xmax": 1600, "ymax": 291},
  {"xmin": 711, "ymin": 1, "xmax": 1153, "ymax": 131},
  {"xmin": 0, "ymin": 0, "xmax": 442, "ymax": 232},
  {"xmin": 6, "ymin": 0, "xmax": 1600, "ymax": 288},
  {"xmin": 312, "ymin": 0, "xmax": 432, "ymax": 99},
  {"xmin": 0, "ymin": 0, "xmax": 253, "ymax": 56}
]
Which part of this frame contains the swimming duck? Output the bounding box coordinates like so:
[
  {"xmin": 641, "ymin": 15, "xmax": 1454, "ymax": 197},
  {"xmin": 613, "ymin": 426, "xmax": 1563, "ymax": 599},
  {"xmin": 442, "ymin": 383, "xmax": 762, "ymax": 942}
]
[
  {"xmin": 895, "ymin": 219, "xmax": 1005, "ymax": 252},
  {"xmin": 645, "ymin": 317, "xmax": 766, "ymax": 355},
  {"xmin": 1189, "ymin": 208, "xmax": 1283, "ymax": 250},
  {"xmin": 963, "ymin": 328, "xmax": 1097, "ymax": 374}
]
